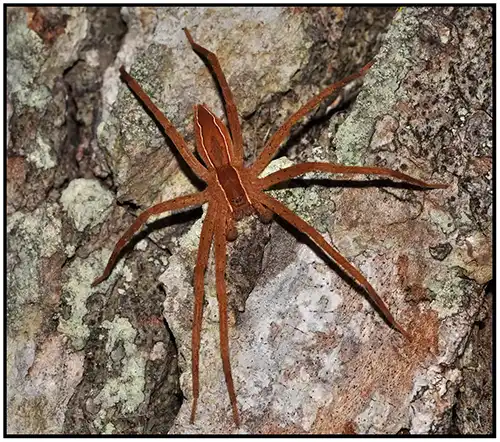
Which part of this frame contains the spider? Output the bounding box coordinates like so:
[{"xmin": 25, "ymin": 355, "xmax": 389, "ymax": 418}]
[{"xmin": 92, "ymin": 28, "xmax": 446, "ymax": 427}]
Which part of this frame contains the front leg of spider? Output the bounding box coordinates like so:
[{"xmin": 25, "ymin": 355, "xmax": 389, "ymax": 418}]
[
  {"xmin": 92, "ymin": 191, "xmax": 208, "ymax": 287},
  {"xmin": 185, "ymin": 29, "xmax": 247, "ymax": 426},
  {"xmin": 255, "ymin": 191, "xmax": 411, "ymax": 337},
  {"xmin": 214, "ymin": 211, "xmax": 241, "ymax": 427},
  {"xmin": 190, "ymin": 204, "xmax": 217, "ymax": 425}
]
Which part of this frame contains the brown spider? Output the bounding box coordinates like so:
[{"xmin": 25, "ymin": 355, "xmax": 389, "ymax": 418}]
[{"xmin": 92, "ymin": 28, "xmax": 446, "ymax": 427}]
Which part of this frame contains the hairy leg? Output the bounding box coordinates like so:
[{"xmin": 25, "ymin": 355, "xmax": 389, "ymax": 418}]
[
  {"xmin": 119, "ymin": 67, "xmax": 209, "ymax": 181},
  {"xmin": 214, "ymin": 212, "xmax": 240, "ymax": 426},
  {"xmin": 190, "ymin": 203, "xmax": 217, "ymax": 424},
  {"xmin": 92, "ymin": 191, "xmax": 208, "ymax": 287},
  {"xmin": 257, "ymin": 162, "xmax": 448, "ymax": 190},
  {"xmin": 256, "ymin": 191, "xmax": 409, "ymax": 338},
  {"xmin": 184, "ymin": 28, "xmax": 244, "ymax": 165},
  {"xmin": 251, "ymin": 61, "xmax": 373, "ymax": 176},
  {"xmin": 253, "ymin": 198, "xmax": 274, "ymax": 224}
]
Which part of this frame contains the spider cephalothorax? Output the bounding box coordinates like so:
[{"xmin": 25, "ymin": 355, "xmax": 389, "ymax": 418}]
[{"xmin": 92, "ymin": 28, "xmax": 446, "ymax": 427}]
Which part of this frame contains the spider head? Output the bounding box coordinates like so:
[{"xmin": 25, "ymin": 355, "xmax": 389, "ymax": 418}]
[{"xmin": 232, "ymin": 200, "xmax": 254, "ymax": 221}]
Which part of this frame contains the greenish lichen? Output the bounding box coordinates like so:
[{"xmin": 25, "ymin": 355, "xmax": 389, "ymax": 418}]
[
  {"xmin": 7, "ymin": 204, "xmax": 62, "ymax": 314},
  {"xmin": 92, "ymin": 316, "xmax": 146, "ymax": 429},
  {"xmin": 427, "ymin": 207, "xmax": 457, "ymax": 235},
  {"xmin": 333, "ymin": 10, "xmax": 418, "ymax": 166},
  {"xmin": 60, "ymin": 179, "xmax": 114, "ymax": 232},
  {"xmin": 260, "ymin": 157, "xmax": 294, "ymax": 178},
  {"xmin": 58, "ymin": 249, "xmax": 123, "ymax": 350},
  {"xmin": 263, "ymin": 157, "xmax": 334, "ymax": 231},
  {"xmin": 6, "ymin": 16, "xmax": 52, "ymax": 110},
  {"xmin": 26, "ymin": 136, "xmax": 57, "ymax": 170},
  {"xmin": 103, "ymin": 422, "xmax": 116, "ymax": 434},
  {"xmin": 427, "ymin": 270, "xmax": 468, "ymax": 318}
]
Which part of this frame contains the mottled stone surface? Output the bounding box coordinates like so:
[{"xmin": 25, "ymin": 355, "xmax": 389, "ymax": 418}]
[
  {"xmin": 7, "ymin": 6, "xmax": 491, "ymax": 435},
  {"xmin": 7, "ymin": 6, "xmax": 178, "ymax": 435}
]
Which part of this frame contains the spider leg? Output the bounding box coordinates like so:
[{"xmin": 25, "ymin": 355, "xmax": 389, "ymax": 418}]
[
  {"xmin": 246, "ymin": 189, "xmax": 273, "ymax": 223},
  {"xmin": 214, "ymin": 210, "xmax": 241, "ymax": 426},
  {"xmin": 92, "ymin": 190, "xmax": 208, "ymax": 287},
  {"xmin": 190, "ymin": 202, "xmax": 217, "ymax": 424},
  {"xmin": 184, "ymin": 28, "xmax": 244, "ymax": 166},
  {"xmin": 119, "ymin": 67, "xmax": 210, "ymax": 182},
  {"xmin": 252, "ymin": 198, "xmax": 274, "ymax": 224},
  {"xmin": 255, "ymin": 191, "xmax": 410, "ymax": 339},
  {"xmin": 257, "ymin": 162, "xmax": 448, "ymax": 190},
  {"xmin": 251, "ymin": 61, "xmax": 373, "ymax": 176}
]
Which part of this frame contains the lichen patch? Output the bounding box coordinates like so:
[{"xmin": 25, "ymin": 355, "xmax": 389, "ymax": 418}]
[
  {"xmin": 92, "ymin": 316, "xmax": 146, "ymax": 418},
  {"xmin": 60, "ymin": 178, "xmax": 114, "ymax": 232},
  {"xmin": 58, "ymin": 249, "xmax": 123, "ymax": 350}
]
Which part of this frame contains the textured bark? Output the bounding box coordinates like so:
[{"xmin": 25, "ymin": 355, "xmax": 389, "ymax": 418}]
[{"xmin": 7, "ymin": 6, "xmax": 491, "ymax": 435}]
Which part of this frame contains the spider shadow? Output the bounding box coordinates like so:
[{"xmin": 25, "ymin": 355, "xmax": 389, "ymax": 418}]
[
  {"xmin": 278, "ymin": 97, "xmax": 354, "ymax": 158},
  {"xmin": 269, "ymin": 177, "xmax": 430, "ymax": 192},
  {"xmin": 111, "ymin": 206, "xmax": 203, "ymax": 273},
  {"xmin": 120, "ymin": 74, "xmax": 206, "ymax": 190}
]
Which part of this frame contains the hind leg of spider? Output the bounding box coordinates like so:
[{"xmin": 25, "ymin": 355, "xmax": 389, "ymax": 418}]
[
  {"xmin": 257, "ymin": 162, "xmax": 448, "ymax": 191},
  {"xmin": 119, "ymin": 67, "xmax": 209, "ymax": 181},
  {"xmin": 251, "ymin": 62, "xmax": 374, "ymax": 176},
  {"xmin": 184, "ymin": 28, "xmax": 244, "ymax": 165},
  {"xmin": 190, "ymin": 203, "xmax": 217, "ymax": 424},
  {"xmin": 92, "ymin": 191, "xmax": 208, "ymax": 287},
  {"xmin": 214, "ymin": 210, "xmax": 241, "ymax": 426},
  {"xmin": 256, "ymin": 191, "xmax": 410, "ymax": 339}
]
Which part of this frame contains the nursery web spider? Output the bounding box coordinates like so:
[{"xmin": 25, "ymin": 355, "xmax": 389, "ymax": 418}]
[{"xmin": 92, "ymin": 28, "xmax": 446, "ymax": 427}]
